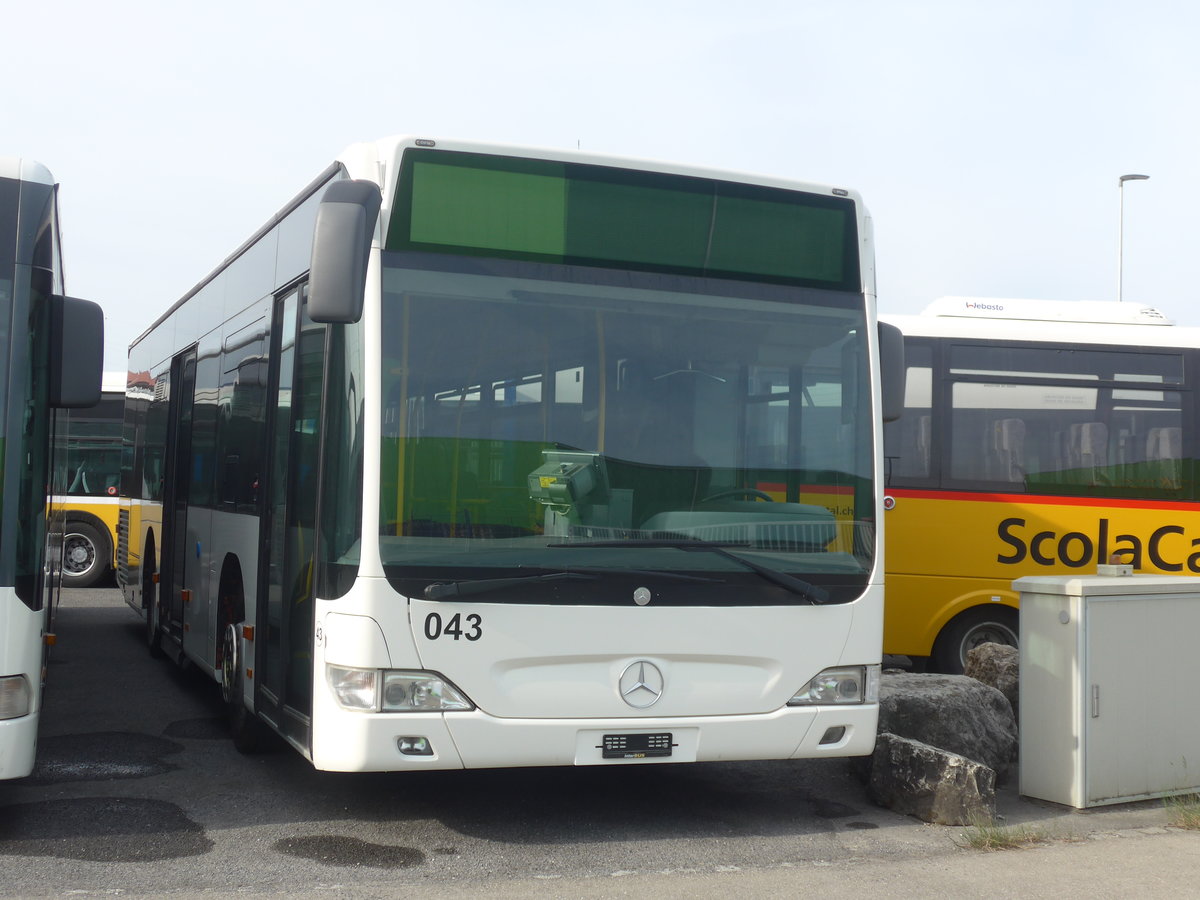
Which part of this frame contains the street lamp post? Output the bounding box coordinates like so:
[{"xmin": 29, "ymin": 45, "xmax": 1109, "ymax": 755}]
[{"xmin": 1117, "ymin": 173, "xmax": 1149, "ymax": 302}]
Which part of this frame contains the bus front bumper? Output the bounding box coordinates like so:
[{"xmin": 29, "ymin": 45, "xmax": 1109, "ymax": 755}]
[
  {"xmin": 0, "ymin": 712, "xmax": 38, "ymax": 780},
  {"xmin": 309, "ymin": 703, "xmax": 879, "ymax": 772}
]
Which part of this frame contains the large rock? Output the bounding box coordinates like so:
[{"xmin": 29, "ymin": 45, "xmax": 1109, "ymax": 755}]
[
  {"xmin": 964, "ymin": 642, "xmax": 1020, "ymax": 722},
  {"xmin": 868, "ymin": 732, "xmax": 996, "ymax": 825},
  {"xmin": 877, "ymin": 673, "xmax": 1018, "ymax": 782}
]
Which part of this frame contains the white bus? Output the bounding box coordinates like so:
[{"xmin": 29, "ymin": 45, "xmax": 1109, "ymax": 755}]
[
  {"xmin": 119, "ymin": 137, "xmax": 902, "ymax": 771},
  {"xmin": 0, "ymin": 158, "xmax": 103, "ymax": 779}
]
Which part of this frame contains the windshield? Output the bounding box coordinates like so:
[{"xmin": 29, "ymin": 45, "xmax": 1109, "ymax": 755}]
[
  {"xmin": 378, "ymin": 251, "xmax": 875, "ymax": 605},
  {"xmin": 56, "ymin": 394, "xmax": 123, "ymax": 496},
  {"xmin": 0, "ymin": 174, "xmax": 57, "ymax": 606}
]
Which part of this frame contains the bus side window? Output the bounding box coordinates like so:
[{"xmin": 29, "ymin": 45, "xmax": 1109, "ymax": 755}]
[
  {"xmin": 1070, "ymin": 422, "xmax": 1109, "ymax": 485},
  {"xmin": 883, "ymin": 351, "xmax": 932, "ymax": 485},
  {"xmin": 889, "ymin": 412, "xmax": 931, "ymax": 480},
  {"xmin": 1146, "ymin": 426, "xmax": 1183, "ymax": 489},
  {"xmin": 987, "ymin": 418, "xmax": 1026, "ymax": 483}
]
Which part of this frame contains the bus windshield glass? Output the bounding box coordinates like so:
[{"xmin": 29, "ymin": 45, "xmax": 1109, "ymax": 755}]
[
  {"xmin": 378, "ymin": 151, "xmax": 872, "ymax": 605},
  {"xmin": 0, "ymin": 173, "xmax": 56, "ymax": 604},
  {"xmin": 58, "ymin": 393, "xmax": 123, "ymax": 496},
  {"xmin": 379, "ymin": 255, "xmax": 874, "ymax": 605}
]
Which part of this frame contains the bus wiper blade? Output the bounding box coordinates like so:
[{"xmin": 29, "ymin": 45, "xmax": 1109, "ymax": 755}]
[
  {"xmin": 548, "ymin": 540, "xmax": 832, "ymax": 605},
  {"xmin": 423, "ymin": 567, "xmax": 721, "ymax": 601}
]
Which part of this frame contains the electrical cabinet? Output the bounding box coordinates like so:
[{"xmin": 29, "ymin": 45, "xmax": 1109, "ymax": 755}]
[{"xmin": 1016, "ymin": 573, "xmax": 1200, "ymax": 808}]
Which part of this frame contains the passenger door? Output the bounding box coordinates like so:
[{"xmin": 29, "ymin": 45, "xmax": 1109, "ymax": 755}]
[
  {"xmin": 160, "ymin": 347, "xmax": 197, "ymax": 652},
  {"xmin": 257, "ymin": 286, "xmax": 324, "ymax": 748}
]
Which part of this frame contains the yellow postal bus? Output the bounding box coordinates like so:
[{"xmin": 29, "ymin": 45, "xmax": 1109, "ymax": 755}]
[
  {"xmin": 882, "ymin": 297, "xmax": 1196, "ymax": 671},
  {"xmin": 53, "ymin": 372, "xmax": 125, "ymax": 587}
]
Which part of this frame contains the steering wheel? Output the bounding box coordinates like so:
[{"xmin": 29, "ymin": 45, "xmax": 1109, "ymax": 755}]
[{"xmin": 701, "ymin": 488, "xmax": 776, "ymax": 503}]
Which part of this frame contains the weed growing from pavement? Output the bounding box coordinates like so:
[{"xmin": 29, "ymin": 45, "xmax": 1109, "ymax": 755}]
[
  {"xmin": 1165, "ymin": 793, "xmax": 1200, "ymax": 830},
  {"xmin": 955, "ymin": 817, "xmax": 1060, "ymax": 851}
]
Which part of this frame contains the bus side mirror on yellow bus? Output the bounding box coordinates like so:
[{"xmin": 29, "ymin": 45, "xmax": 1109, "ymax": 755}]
[
  {"xmin": 308, "ymin": 179, "xmax": 382, "ymax": 324},
  {"xmin": 878, "ymin": 321, "xmax": 905, "ymax": 423},
  {"xmin": 48, "ymin": 294, "xmax": 104, "ymax": 409}
]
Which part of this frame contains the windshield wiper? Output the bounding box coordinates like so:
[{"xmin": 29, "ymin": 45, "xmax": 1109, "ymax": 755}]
[
  {"xmin": 424, "ymin": 567, "xmax": 721, "ymax": 601},
  {"xmin": 548, "ymin": 539, "xmax": 832, "ymax": 605}
]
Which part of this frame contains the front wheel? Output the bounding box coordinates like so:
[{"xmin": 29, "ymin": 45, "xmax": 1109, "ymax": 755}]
[
  {"xmin": 144, "ymin": 551, "xmax": 164, "ymax": 659},
  {"xmin": 62, "ymin": 522, "xmax": 109, "ymax": 588},
  {"xmin": 932, "ymin": 606, "xmax": 1019, "ymax": 674},
  {"xmin": 221, "ymin": 623, "xmax": 262, "ymax": 753}
]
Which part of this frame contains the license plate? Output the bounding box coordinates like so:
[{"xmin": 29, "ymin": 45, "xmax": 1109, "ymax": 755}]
[{"xmin": 601, "ymin": 732, "xmax": 673, "ymax": 759}]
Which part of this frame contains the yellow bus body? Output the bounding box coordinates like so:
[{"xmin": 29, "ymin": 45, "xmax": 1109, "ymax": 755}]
[{"xmin": 884, "ymin": 487, "xmax": 1199, "ymax": 657}]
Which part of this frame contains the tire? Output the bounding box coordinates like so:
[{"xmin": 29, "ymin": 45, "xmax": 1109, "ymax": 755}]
[
  {"xmin": 932, "ymin": 606, "xmax": 1019, "ymax": 674},
  {"xmin": 221, "ymin": 622, "xmax": 262, "ymax": 753},
  {"xmin": 62, "ymin": 522, "xmax": 109, "ymax": 588},
  {"xmin": 144, "ymin": 548, "xmax": 164, "ymax": 659}
]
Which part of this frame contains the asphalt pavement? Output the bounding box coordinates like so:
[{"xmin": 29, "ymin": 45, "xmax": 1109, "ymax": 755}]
[{"xmin": 0, "ymin": 587, "xmax": 1195, "ymax": 899}]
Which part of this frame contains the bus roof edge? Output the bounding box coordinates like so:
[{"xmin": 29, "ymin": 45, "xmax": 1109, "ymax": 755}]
[{"xmin": 921, "ymin": 296, "xmax": 1173, "ymax": 326}]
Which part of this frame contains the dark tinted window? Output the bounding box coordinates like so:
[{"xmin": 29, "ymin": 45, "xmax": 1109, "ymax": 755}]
[
  {"xmin": 883, "ymin": 342, "xmax": 934, "ymax": 485},
  {"xmin": 189, "ymin": 347, "xmax": 221, "ymax": 507},
  {"xmin": 887, "ymin": 336, "xmax": 1192, "ymax": 500},
  {"xmin": 388, "ymin": 150, "xmax": 860, "ymax": 290},
  {"xmin": 216, "ymin": 316, "xmax": 268, "ymax": 511}
]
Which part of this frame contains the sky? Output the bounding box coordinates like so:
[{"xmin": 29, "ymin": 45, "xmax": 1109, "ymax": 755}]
[{"xmin": 5, "ymin": 0, "xmax": 1196, "ymax": 372}]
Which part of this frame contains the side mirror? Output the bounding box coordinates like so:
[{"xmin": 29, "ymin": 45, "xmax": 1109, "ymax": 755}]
[
  {"xmin": 49, "ymin": 295, "xmax": 104, "ymax": 408},
  {"xmin": 878, "ymin": 321, "xmax": 905, "ymax": 423},
  {"xmin": 308, "ymin": 179, "xmax": 383, "ymax": 324}
]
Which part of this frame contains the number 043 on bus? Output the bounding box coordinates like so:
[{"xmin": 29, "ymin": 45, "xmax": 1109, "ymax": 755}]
[{"xmin": 119, "ymin": 137, "xmax": 903, "ymax": 772}]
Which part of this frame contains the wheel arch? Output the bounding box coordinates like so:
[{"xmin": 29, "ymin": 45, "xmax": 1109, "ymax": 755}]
[
  {"xmin": 924, "ymin": 587, "xmax": 1019, "ymax": 655},
  {"xmin": 61, "ymin": 514, "xmax": 114, "ymax": 586},
  {"xmin": 215, "ymin": 552, "xmax": 250, "ymax": 674},
  {"xmin": 931, "ymin": 602, "xmax": 1020, "ymax": 674},
  {"xmin": 141, "ymin": 529, "xmax": 158, "ymax": 610},
  {"xmin": 217, "ymin": 553, "xmax": 247, "ymax": 629},
  {"xmin": 65, "ymin": 511, "xmax": 115, "ymax": 554}
]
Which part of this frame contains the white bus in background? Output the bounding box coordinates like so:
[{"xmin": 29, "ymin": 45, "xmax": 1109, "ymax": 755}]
[
  {"xmin": 119, "ymin": 136, "xmax": 902, "ymax": 771},
  {"xmin": 0, "ymin": 158, "xmax": 103, "ymax": 779}
]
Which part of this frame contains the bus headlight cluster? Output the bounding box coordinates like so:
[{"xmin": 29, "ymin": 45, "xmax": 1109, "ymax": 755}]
[
  {"xmin": 381, "ymin": 672, "xmax": 473, "ymax": 712},
  {"xmin": 326, "ymin": 665, "xmax": 474, "ymax": 713},
  {"xmin": 787, "ymin": 665, "xmax": 880, "ymax": 706},
  {"xmin": 0, "ymin": 675, "xmax": 32, "ymax": 720}
]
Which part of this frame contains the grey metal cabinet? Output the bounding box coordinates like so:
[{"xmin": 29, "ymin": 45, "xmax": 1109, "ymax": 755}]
[{"xmin": 1016, "ymin": 573, "xmax": 1200, "ymax": 808}]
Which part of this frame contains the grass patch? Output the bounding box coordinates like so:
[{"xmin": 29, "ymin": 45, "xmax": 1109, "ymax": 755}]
[
  {"xmin": 956, "ymin": 817, "xmax": 1057, "ymax": 851},
  {"xmin": 1165, "ymin": 793, "xmax": 1200, "ymax": 830}
]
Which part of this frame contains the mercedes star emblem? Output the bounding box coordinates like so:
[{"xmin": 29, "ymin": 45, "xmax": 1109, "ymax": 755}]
[{"xmin": 619, "ymin": 660, "xmax": 665, "ymax": 708}]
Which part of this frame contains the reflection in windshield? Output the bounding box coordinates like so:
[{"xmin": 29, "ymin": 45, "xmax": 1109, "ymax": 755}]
[{"xmin": 379, "ymin": 253, "xmax": 874, "ymax": 600}]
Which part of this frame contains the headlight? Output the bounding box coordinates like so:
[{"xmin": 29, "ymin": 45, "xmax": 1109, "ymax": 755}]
[
  {"xmin": 787, "ymin": 665, "xmax": 880, "ymax": 706},
  {"xmin": 326, "ymin": 665, "xmax": 474, "ymax": 712},
  {"xmin": 381, "ymin": 672, "xmax": 473, "ymax": 712},
  {"xmin": 0, "ymin": 675, "xmax": 32, "ymax": 720},
  {"xmin": 326, "ymin": 665, "xmax": 378, "ymax": 710}
]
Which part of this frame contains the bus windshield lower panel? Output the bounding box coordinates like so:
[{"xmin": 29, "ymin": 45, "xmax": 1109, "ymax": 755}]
[{"xmin": 379, "ymin": 253, "xmax": 875, "ymax": 605}]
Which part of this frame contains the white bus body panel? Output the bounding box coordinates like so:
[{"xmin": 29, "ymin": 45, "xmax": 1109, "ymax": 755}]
[
  {"xmin": 920, "ymin": 296, "xmax": 1173, "ymax": 326},
  {"xmin": 0, "ymin": 588, "xmax": 46, "ymax": 779},
  {"xmin": 0, "ymin": 157, "xmax": 54, "ymax": 185},
  {"xmin": 311, "ymin": 577, "xmax": 880, "ymax": 771},
  {"xmin": 883, "ymin": 299, "xmax": 1200, "ymax": 350},
  {"xmin": 179, "ymin": 507, "xmax": 262, "ymax": 678}
]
